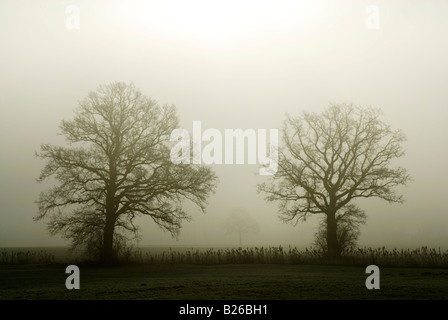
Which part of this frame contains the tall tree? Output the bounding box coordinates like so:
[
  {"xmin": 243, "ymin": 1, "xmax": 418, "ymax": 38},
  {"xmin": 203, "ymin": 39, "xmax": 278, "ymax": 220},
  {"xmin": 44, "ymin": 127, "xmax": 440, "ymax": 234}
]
[
  {"xmin": 258, "ymin": 103, "xmax": 411, "ymax": 258},
  {"xmin": 35, "ymin": 82, "xmax": 218, "ymax": 263}
]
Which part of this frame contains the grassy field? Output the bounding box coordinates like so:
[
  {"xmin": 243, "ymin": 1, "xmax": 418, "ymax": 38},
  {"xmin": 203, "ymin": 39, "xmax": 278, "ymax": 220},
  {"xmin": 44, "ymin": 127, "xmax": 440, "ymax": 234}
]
[
  {"xmin": 1, "ymin": 246, "xmax": 448, "ymax": 300},
  {"xmin": 1, "ymin": 263, "xmax": 448, "ymax": 300}
]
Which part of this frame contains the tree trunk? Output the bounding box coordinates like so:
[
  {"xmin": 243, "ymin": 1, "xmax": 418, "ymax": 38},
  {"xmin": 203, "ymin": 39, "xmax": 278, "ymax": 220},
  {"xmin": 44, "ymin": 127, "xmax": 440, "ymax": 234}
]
[
  {"xmin": 326, "ymin": 212, "xmax": 339, "ymax": 259},
  {"xmin": 103, "ymin": 157, "xmax": 117, "ymax": 264},
  {"xmin": 103, "ymin": 214, "xmax": 115, "ymax": 264}
]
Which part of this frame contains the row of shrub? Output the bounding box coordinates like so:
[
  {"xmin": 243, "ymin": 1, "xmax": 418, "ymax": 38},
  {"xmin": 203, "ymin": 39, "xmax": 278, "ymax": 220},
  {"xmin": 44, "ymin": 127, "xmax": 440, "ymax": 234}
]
[
  {"xmin": 1, "ymin": 246, "xmax": 447, "ymax": 267},
  {"xmin": 0, "ymin": 249, "xmax": 56, "ymax": 265},
  {"xmin": 135, "ymin": 245, "xmax": 448, "ymax": 267}
]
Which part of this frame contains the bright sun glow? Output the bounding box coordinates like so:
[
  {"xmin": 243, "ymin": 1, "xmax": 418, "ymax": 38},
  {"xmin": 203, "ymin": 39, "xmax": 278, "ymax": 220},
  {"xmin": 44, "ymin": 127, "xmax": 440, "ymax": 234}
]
[{"xmin": 112, "ymin": 0, "xmax": 326, "ymax": 47}]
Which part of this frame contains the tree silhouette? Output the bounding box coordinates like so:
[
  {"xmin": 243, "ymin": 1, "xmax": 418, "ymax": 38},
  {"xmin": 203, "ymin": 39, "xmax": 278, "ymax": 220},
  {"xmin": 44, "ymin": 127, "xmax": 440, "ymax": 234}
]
[
  {"xmin": 35, "ymin": 82, "xmax": 218, "ymax": 263},
  {"xmin": 225, "ymin": 209, "xmax": 259, "ymax": 247},
  {"xmin": 258, "ymin": 103, "xmax": 411, "ymax": 258}
]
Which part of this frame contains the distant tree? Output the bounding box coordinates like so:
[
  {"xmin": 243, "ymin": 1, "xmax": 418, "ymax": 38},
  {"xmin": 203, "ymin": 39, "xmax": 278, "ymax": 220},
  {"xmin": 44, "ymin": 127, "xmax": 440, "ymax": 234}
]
[
  {"xmin": 225, "ymin": 209, "xmax": 259, "ymax": 247},
  {"xmin": 258, "ymin": 103, "xmax": 411, "ymax": 258},
  {"xmin": 35, "ymin": 82, "xmax": 218, "ymax": 263}
]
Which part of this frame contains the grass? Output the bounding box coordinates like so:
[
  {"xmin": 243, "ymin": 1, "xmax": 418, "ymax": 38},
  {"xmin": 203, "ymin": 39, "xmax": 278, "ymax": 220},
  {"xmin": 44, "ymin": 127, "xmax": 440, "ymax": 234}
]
[
  {"xmin": 2, "ymin": 245, "xmax": 447, "ymax": 268},
  {"xmin": 1, "ymin": 246, "xmax": 448, "ymax": 300},
  {"xmin": 1, "ymin": 263, "xmax": 448, "ymax": 300},
  {"xmin": 0, "ymin": 249, "xmax": 56, "ymax": 265},
  {"xmin": 136, "ymin": 245, "xmax": 448, "ymax": 268}
]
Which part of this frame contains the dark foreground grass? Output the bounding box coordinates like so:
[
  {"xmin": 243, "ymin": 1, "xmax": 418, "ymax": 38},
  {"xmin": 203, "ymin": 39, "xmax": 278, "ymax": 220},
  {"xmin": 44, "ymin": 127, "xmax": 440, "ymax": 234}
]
[
  {"xmin": 1, "ymin": 263, "xmax": 448, "ymax": 300},
  {"xmin": 1, "ymin": 246, "xmax": 447, "ymax": 300}
]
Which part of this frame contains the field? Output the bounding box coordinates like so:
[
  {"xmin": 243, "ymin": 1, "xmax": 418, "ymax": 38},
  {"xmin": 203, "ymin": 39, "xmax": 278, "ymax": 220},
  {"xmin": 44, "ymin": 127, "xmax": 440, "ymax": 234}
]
[{"xmin": 1, "ymin": 246, "xmax": 448, "ymax": 300}]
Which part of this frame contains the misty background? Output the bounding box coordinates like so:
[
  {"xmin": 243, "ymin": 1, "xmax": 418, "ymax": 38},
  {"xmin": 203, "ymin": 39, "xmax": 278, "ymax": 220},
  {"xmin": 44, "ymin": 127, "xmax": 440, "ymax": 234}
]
[{"xmin": 0, "ymin": 0, "xmax": 447, "ymax": 249}]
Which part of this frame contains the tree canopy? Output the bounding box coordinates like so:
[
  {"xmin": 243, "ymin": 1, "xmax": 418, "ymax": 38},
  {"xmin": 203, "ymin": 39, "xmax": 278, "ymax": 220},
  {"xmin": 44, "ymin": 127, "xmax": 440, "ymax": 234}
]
[
  {"xmin": 35, "ymin": 82, "xmax": 218, "ymax": 262},
  {"xmin": 258, "ymin": 103, "xmax": 411, "ymax": 258}
]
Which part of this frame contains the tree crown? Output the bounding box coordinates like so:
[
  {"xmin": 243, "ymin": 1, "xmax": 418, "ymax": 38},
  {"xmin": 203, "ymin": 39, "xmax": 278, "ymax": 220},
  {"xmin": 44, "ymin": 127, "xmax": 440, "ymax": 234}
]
[
  {"xmin": 258, "ymin": 103, "xmax": 411, "ymax": 223},
  {"xmin": 35, "ymin": 82, "xmax": 218, "ymax": 253}
]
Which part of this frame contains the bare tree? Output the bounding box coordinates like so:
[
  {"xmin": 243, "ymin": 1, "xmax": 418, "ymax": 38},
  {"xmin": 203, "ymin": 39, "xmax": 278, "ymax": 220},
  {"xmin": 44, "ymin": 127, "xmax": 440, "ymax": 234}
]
[
  {"xmin": 225, "ymin": 209, "xmax": 259, "ymax": 247},
  {"xmin": 258, "ymin": 103, "xmax": 411, "ymax": 258},
  {"xmin": 35, "ymin": 82, "xmax": 218, "ymax": 263}
]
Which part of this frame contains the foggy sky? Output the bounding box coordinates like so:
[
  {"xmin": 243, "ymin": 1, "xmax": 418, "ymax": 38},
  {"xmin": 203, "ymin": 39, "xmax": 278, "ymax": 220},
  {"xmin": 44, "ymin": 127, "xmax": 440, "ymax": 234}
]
[{"xmin": 1, "ymin": 0, "xmax": 447, "ymax": 249}]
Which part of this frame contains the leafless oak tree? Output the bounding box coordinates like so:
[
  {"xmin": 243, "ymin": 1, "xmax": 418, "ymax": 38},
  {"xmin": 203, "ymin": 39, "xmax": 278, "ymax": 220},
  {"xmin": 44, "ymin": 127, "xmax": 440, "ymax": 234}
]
[
  {"xmin": 35, "ymin": 82, "xmax": 218, "ymax": 263},
  {"xmin": 258, "ymin": 103, "xmax": 411, "ymax": 258}
]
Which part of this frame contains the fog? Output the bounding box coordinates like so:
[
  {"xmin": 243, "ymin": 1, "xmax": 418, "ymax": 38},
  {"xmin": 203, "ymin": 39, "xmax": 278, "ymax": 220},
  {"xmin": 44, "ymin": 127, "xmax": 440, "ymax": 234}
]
[{"xmin": 1, "ymin": 0, "xmax": 447, "ymax": 249}]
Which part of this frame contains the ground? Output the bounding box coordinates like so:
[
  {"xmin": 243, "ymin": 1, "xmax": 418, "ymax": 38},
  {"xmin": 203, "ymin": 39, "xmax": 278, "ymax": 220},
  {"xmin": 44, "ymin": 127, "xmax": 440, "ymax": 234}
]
[{"xmin": 1, "ymin": 263, "xmax": 447, "ymax": 300}]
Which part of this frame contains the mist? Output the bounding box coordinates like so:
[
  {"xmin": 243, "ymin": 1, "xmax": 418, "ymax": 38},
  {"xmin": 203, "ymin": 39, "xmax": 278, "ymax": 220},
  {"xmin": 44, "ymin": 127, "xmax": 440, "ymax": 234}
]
[{"xmin": 1, "ymin": 0, "xmax": 447, "ymax": 250}]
